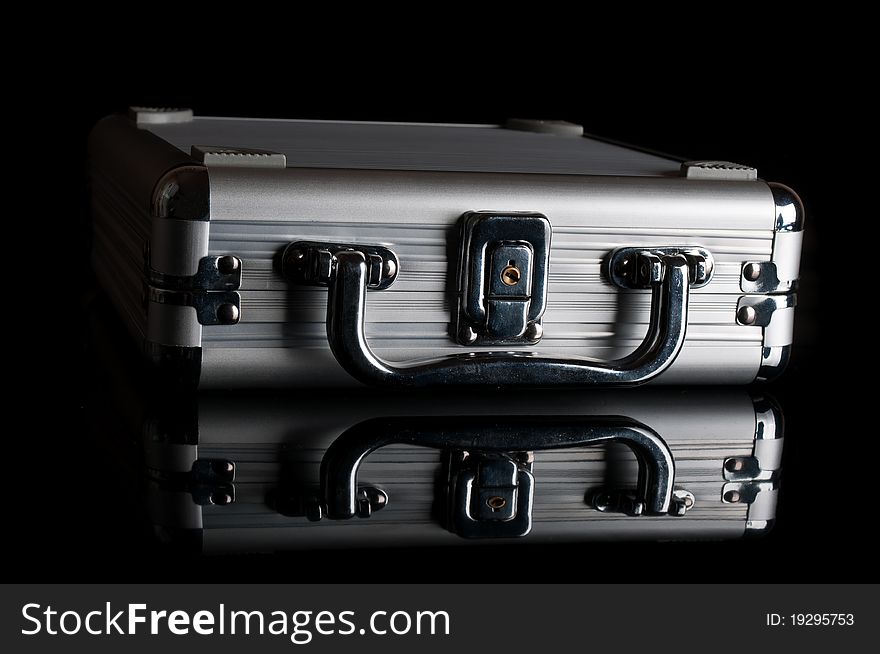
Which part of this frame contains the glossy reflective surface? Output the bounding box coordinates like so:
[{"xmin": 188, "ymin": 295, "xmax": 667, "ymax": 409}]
[
  {"xmin": 17, "ymin": 87, "xmax": 859, "ymax": 583},
  {"xmin": 33, "ymin": 300, "xmax": 792, "ymax": 566}
]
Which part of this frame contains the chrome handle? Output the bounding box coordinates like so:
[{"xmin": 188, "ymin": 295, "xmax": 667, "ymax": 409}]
[
  {"xmin": 309, "ymin": 248, "xmax": 692, "ymax": 387},
  {"xmin": 319, "ymin": 415, "xmax": 677, "ymax": 521}
]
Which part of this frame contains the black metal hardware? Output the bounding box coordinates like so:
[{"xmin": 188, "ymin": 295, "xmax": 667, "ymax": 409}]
[{"xmin": 314, "ymin": 415, "xmax": 682, "ymax": 539}]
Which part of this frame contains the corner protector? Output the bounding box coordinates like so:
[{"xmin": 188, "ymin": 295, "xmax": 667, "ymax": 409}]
[
  {"xmin": 743, "ymin": 518, "xmax": 776, "ymax": 538},
  {"xmin": 149, "ymin": 163, "xmax": 212, "ymax": 280},
  {"xmin": 143, "ymin": 341, "xmax": 203, "ymax": 389},
  {"xmin": 144, "ymin": 401, "xmax": 200, "ymax": 448},
  {"xmin": 151, "ymin": 165, "xmax": 210, "ymax": 222},
  {"xmin": 755, "ymin": 345, "xmax": 792, "ymax": 383},
  {"xmin": 752, "ymin": 394, "xmax": 784, "ymax": 441},
  {"xmin": 768, "ymin": 182, "xmax": 805, "ymax": 233}
]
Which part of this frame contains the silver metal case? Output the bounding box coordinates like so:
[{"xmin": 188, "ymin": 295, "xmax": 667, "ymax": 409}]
[
  {"xmin": 90, "ymin": 110, "xmax": 803, "ymax": 388},
  {"xmin": 143, "ymin": 390, "xmax": 783, "ymax": 552}
]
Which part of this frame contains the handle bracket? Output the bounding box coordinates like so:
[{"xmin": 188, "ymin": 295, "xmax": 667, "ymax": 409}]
[
  {"xmin": 283, "ymin": 241, "xmax": 399, "ymax": 290},
  {"xmin": 607, "ymin": 246, "xmax": 715, "ymax": 289}
]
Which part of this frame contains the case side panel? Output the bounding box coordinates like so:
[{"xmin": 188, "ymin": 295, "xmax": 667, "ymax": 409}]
[
  {"xmin": 88, "ymin": 114, "xmax": 207, "ymax": 387},
  {"xmin": 755, "ymin": 184, "xmax": 805, "ymax": 382},
  {"xmin": 742, "ymin": 396, "xmax": 784, "ymax": 536}
]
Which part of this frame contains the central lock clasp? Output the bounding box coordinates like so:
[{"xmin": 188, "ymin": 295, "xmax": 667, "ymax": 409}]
[
  {"xmin": 446, "ymin": 450, "xmax": 535, "ymax": 538},
  {"xmin": 455, "ymin": 212, "xmax": 551, "ymax": 345}
]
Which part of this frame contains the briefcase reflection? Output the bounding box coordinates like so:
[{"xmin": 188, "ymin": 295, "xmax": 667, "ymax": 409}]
[{"xmin": 140, "ymin": 389, "xmax": 782, "ymax": 553}]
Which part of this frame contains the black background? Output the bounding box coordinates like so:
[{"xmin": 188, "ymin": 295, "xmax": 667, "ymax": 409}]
[{"xmin": 13, "ymin": 44, "xmax": 864, "ymax": 584}]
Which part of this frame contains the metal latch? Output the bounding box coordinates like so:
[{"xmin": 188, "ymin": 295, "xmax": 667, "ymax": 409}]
[
  {"xmin": 446, "ymin": 451, "xmax": 534, "ymax": 538},
  {"xmin": 455, "ymin": 212, "xmax": 552, "ymax": 345}
]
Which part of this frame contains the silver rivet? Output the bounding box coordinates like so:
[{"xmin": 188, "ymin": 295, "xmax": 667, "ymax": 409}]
[
  {"xmin": 724, "ymin": 490, "xmax": 742, "ymax": 503},
  {"xmin": 288, "ymin": 249, "xmax": 304, "ymax": 262},
  {"xmin": 211, "ymin": 492, "xmax": 233, "ymax": 506},
  {"xmin": 684, "ymin": 496, "xmax": 694, "ymax": 508},
  {"xmin": 369, "ymin": 489, "xmax": 388, "ymax": 511},
  {"xmin": 217, "ymin": 303, "xmax": 240, "ymax": 324},
  {"xmin": 212, "ymin": 460, "xmax": 234, "ymax": 475},
  {"xmin": 459, "ymin": 325, "xmax": 478, "ymax": 345},
  {"xmin": 217, "ymin": 256, "xmax": 240, "ymax": 274},
  {"xmin": 593, "ymin": 492, "xmax": 612, "ymax": 512},
  {"xmin": 525, "ymin": 322, "xmax": 543, "ymax": 342},
  {"xmin": 737, "ymin": 305, "xmax": 757, "ymax": 325},
  {"xmin": 743, "ymin": 262, "xmax": 762, "ymax": 281},
  {"xmin": 383, "ymin": 259, "xmax": 397, "ymax": 278},
  {"xmin": 725, "ymin": 458, "xmax": 745, "ymax": 472}
]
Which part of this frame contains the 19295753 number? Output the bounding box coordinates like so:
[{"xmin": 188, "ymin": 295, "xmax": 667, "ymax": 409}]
[{"xmin": 765, "ymin": 614, "xmax": 855, "ymax": 626}]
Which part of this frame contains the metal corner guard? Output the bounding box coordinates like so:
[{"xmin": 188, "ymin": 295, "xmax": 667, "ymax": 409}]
[
  {"xmin": 282, "ymin": 232, "xmax": 712, "ymax": 387},
  {"xmin": 454, "ymin": 212, "xmax": 552, "ymax": 346}
]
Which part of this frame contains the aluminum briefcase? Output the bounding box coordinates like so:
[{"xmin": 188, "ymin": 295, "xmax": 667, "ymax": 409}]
[
  {"xmin": 138, "ymin": 389, "xmax": 782, "ymax": 552},
  {"xmin": 89, "ymin": 108, "xmax": 803, "ymax": 388}
]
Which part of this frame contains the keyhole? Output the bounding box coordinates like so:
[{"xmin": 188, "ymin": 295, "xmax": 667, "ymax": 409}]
[
  {"xmin": 486, "ymin": 496, "xmax": 507, "ymax": 510},
  {"xmin": 501, "ymin": 264, "xmax": 521, "ymax": 286}
]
